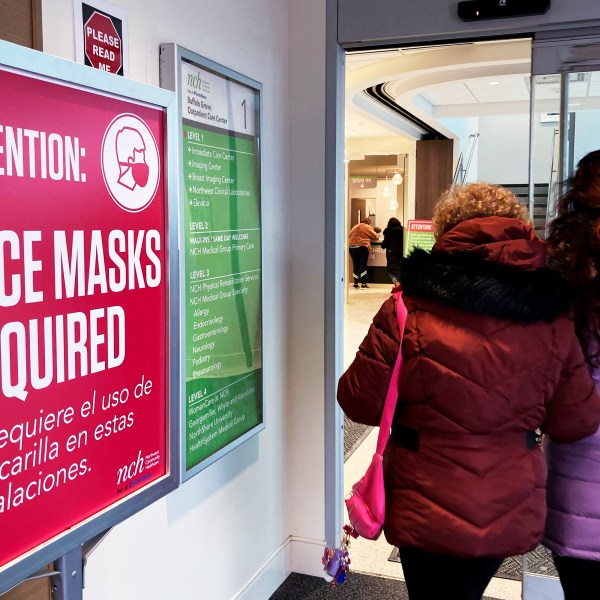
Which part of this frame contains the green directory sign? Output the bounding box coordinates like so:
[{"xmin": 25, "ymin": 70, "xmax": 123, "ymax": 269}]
[{"xmin": 160, "ymin": 44, "xmax": 264, "ymax": 479}]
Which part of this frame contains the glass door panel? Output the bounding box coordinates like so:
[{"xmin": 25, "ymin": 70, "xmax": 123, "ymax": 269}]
[
  {"xmin": 525, "ymin": 68, "xmax": 568, "ymax": 598},
  {"xmin": 567, "ymin": 70, "xmax": 600, "ymax": 175},
  {"xmin": 530, "ymin": 69, "xmax": 600, "ymax": 238},
  {"xmin": 529, "ymin": 72, "xmax": 562, "ymax": 239},
  {"xmin": 527, "ymin": 61, "xmax": 600, "ymax": 600}
]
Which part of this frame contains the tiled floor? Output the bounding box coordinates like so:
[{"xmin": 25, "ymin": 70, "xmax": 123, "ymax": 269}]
[{"xmin": 342, "ymin": 285, "xmax": 521, "ymax": 600}]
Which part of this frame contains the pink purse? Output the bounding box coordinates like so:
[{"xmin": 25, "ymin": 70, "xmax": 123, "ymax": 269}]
[{"xmin": 345, "ymin": 291, "xmax": 407, "ymax": 540}]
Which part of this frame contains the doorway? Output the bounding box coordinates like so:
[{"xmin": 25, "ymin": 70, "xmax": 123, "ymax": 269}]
[{"xmin": 340, "ymin": 35, "xmax": 579, "ymax": 599}]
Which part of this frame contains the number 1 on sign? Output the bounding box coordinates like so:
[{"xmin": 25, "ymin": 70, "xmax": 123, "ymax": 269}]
[{"xmin": 241, "ymin": 99, "xmax": 247, "ymax": 129}]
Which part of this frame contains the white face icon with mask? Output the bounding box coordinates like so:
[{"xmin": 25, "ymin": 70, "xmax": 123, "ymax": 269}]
[
  {"xmin": 116, "ymin": 127, "xmax": 150, "ymax": 191},
  {"xmin": 102, "ymin": 113, "xmax": 160, "ymax": 212}
]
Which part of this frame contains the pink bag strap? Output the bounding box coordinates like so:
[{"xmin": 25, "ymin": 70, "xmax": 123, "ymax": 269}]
[{"xmin": 376, "ymin": 291, "xmax": 407, "ymax": 456}]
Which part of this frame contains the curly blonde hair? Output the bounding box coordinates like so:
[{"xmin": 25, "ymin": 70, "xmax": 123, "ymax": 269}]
[{"xmin": 432, "ymin": 183, "xmax": 531, "ymax": 238}]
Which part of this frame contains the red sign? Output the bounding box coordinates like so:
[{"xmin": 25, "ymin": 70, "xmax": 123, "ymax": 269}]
[
  {"xmin": 0, "ymin": 67, "xmax": 167, "ymax": 568},
  {"xmin": 407, "ymin": 220, "xmax": 433, "ymax": 232},
  {"xmin": 84, "ymin": 11, "xmax": 122, "ymax": 74}
]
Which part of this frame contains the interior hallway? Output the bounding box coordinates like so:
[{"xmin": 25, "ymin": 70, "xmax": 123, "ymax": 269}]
[{"xmin": 342, "ymin": 285, "xmax": 521, "ymax": 600}]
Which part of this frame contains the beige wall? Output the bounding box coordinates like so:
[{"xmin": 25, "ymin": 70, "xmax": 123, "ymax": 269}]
[{"xmin": 34, "ymin": 0, "xmax": 330, "ymax": 598}]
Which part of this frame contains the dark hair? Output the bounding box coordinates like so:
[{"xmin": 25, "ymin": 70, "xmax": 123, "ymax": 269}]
[
  {"xmin": 547, "ymin": 150, "xmax": 600, "ymax": 366},
  {"xmin": 387, "ymin": 217, "xmax": 402, "ymax": 228}
]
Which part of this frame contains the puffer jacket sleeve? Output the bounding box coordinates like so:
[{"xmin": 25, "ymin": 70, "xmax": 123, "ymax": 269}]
[
  {"xmin": 543, "ymin": 333, "xmax": 600, "ymax": 443},
  {"xmin": 337, "ymin": 295, "xmax": 400, "ymax": 426}
]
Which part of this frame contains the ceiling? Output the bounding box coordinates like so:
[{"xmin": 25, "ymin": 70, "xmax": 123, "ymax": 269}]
[{"xmin": 344, "ymin": 38, "xmax": 600, "ymax": 143}]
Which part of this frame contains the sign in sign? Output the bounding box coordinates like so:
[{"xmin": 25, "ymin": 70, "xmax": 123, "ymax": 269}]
[
  {"xmin": 161, "ymin": 46, "xmax": 263, "ymax": 478},
  {"xmin": 404, "ymin": 220, "xmax": 436, "ymax": 255},
  {"xmin": 0, "ymin": 56, "xmax": 172, "ymax": 577},
  {"xmin": 349, "ymin": 175, "xmax": 376, "ymax": 189}
]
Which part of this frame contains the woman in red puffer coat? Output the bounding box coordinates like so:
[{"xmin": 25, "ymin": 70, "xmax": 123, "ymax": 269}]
[{"xmin": 337, "ymin": 183, "xmax": 600, "ymax": 600}]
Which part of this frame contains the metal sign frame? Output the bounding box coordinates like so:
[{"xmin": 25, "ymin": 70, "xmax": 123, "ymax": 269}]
[{"xmin": 159, "ymin": 43, "xmax": 265, "ymax": 481}]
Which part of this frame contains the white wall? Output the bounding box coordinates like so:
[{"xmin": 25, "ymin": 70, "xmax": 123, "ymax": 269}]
[
  {"xmin": 443, "ymin": 113, "xmax": 559, "ymax": 187},
  {"xmin": 40, "ymin": 0, "xmax": 328, "ymax": 598},
  {"xmin": 286, "ymin": 0, "xmax": 328, "ymax": 549},
  {"xmin": 573, "ymin": 110, "xmax": 600, "ymax": 169},
  {"xmin": 443, "ymin": 104, "xmax": 600, "ymax": 192},
  {"xmin": 477, "ymin": 114, "xmax": 530, "ymax": 184}
]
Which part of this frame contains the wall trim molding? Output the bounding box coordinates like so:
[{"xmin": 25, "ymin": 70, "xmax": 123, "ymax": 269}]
[{"xmin": 233, "ymin": 536, "xmax": 328, "ymax": 600}]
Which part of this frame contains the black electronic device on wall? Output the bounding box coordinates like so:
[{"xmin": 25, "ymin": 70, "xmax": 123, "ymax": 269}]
[{"xmin": 458, "ymin": 0, "xmax": 550, "ymax": 21}]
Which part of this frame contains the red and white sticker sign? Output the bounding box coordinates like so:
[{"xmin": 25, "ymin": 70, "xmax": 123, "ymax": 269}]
[
  {"xmin": 84, "ymin": 10, "xmax": 122, "ymax": 74},
  {"xmin": 0, "ymin": 67, "xmax": 168, "ymax": 568}
]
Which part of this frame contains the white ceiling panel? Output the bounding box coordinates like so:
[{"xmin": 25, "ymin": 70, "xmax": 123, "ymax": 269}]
[
  {"xmin": 470, "ymin": 89, "xmax": 528, "ymax": 102},
  {"xmin": 420, "ymin": 90, "xmax": 478, "ymax": 105}
]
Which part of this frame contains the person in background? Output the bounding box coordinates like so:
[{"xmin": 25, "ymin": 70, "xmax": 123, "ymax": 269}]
[
  {"xmin": 381, "ymin": 217, "xmax": 404, "ymax": 284},
  {"xmin": 338, "ymin": 182, "xmax": 600, "ymax": 600},
  {"xmin": 543, "ymin": 149, "xmax": 600, "ymax": 599},
  {"xmin": 348, "ymin": 217, "xmax": 379, "ymax": 288}
]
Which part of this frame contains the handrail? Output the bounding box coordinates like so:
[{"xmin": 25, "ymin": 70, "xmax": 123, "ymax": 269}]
[
  {"xmin": 452, "ymin": 153, "xmax": 464, "ymax": 185},
  {"xmin": 452, "ymin": 133, "xmax": 480, "ymax": 186},
  {"xmin": 463, "ymin": 133, "xmax": 480, "ymax": 183},
  {"xmin": 545, "ymin": 127, "xmax": 559, "ymax": 237}
]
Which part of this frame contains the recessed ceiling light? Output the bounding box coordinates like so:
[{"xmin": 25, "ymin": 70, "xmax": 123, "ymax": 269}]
[
  {"xmin": 488, "ymin": 81, "xmax": 501, "ymax": 85},
  {"xmin": 569, "ymin": 103, "xmax": 581, "ymax": 107}
]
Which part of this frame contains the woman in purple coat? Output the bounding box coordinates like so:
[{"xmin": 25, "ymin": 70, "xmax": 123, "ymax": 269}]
[{"xmin": 544, "ymin": 149, "xmax": 600, "ymax": 598}]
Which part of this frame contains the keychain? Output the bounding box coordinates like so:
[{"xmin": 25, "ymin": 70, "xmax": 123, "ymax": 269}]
[{"xmin": 322, "ymin": 525, "xmax": 356, "ymax": 586}]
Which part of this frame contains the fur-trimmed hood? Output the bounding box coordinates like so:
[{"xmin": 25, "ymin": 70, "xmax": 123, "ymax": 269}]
[{"xmin": 400, "ymin": 217, "xmax": 573, "ymax": 323}]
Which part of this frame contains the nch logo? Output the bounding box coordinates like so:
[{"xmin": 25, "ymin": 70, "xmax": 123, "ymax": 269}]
[{"xmin": 187, "ymin": 72, "xmax": 211, "ymax": 93}]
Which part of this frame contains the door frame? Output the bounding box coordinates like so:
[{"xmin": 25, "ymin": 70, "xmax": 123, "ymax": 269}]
[{"xmin": 324, "ymin": 3, "xmax": 600, "ymax": 594}]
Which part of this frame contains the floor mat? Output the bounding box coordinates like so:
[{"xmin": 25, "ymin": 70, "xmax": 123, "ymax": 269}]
[
  {"xmin": 270, "ymin": 572, "xmax": 500, "ymax": 599},
  {"xmin": 344, "ymin": 416, "xmax": 372, "ymax": 462},
  {"xmin": 498, "ymin": 545, "xmax": 557, "ymax": 579},
  {"xmin": 388, "ymin": 544, "xmax": 557, "ymax": 580}
]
